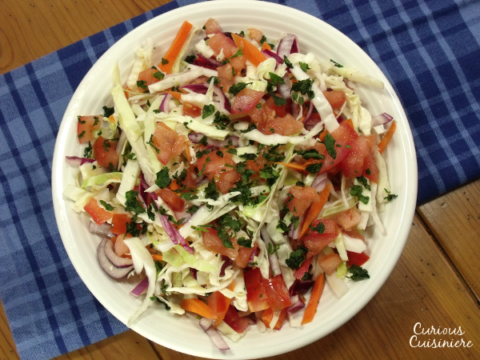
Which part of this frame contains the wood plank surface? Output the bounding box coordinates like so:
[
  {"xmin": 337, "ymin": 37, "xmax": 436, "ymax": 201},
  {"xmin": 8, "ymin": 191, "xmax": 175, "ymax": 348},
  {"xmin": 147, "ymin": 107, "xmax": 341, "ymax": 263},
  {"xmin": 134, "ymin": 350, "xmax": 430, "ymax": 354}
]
[
  {"xmin": 418, "ymin": 181, "xmax": 480, "ymax": 301},
  {"xmin": 1, "ymin": 1, "xmax": 480, "ymax": 359}
]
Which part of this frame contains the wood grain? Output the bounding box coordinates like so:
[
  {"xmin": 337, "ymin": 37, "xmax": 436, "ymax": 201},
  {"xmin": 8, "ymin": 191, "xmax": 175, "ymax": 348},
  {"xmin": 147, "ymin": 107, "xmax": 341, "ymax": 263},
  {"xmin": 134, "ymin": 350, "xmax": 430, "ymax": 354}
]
[
  {"xmin": 418, "ymin": 181, "xmax": 480, "ymax": 301},
  {"xmin": 0, "ymin": 0, "xmax": 172, "ymax": 75},
  {"xmin": 0, "ymin": 302, "xmax": 20, "ymax": 360},
  {"xmin": 152, "ymin": 215, "xmax": 480, "ymax": 360}
]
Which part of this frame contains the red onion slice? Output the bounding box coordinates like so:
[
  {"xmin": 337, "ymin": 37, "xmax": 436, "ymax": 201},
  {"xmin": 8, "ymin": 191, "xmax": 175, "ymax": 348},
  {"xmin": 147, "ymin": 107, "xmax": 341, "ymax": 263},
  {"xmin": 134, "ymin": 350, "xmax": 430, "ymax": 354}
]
[
  {"xmin": 213, "ymin": 85, "xmax": 231, "ymax": 113},
  {"xmin": 262, "ymin": 49, "xmax": 283, "ymax": 64},
  {"xmin": 261, "ymin": 226, "xmax": 281, "ymax": 276},
  {"xmin": 287, "ymin": 295, "xmax": 306, "ymax": 314},
  {"xmin": 160, "ymin": 93, "xmax": 172, "ymax": 113},
  {"xmin": 97, "ymin": 239, "xmax": 134, "ymax": 279},
  {"xmin": 131, "ymin": 277, "xmax": 149, "ymax": 297},
  {"xmin": 290, "ymin": 214, "xmax": 305, "ymax": 240},
  {"xmin": 88, "ymin": 221, "xmax": 115, "ymax": 238},
  {"xmin": 199, "ymin": 317, "xmax": 214, "ymax": 331},
  {"xmin": 220, "ymin": 256, "xmax": 232, "ymax": 277},
  {"xmin": 303, "ymin": 102, "xmax": 314, "ymax": 124},
  {"xmin": 66, "ymin": 156, "xmax": 95, "ymax": 167},
  {"xmin": 194, "ymin": 54, "xmax": 222, "ymax": 70},
  {"xmin": 160, "ymin": 215, "xmax": 194, "ymax": 254},
  {"xmin": 372, "ymin": 112, "xmax": 394, "ymax": 126},
  {"xmin": 311, "ymin": 173, "xmax": 328, "ymax": 192},
  {"xmin": 104, "ymin": 238, "xmax": 134, "ymax": 268},
  {"xmin": 277, "ymin": 34, "xmax": 298, "ymax": 58},
  {"xmin": 289, "ymin": 279, "xmax": 315, "ymax": 296},
  {"xmin": 181, "ymin": 83, "xmax": 209, "ymax": 94},
  {"xmin": 202, "ymin": 326, "xmax": 230, "ymax": 350}
]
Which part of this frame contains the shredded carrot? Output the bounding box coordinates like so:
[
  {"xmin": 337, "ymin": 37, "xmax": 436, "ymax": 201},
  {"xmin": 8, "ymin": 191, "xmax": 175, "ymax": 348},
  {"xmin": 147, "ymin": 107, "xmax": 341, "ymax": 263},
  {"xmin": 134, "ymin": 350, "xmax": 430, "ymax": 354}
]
[
  {"xmin": 261, "ymin": 41, "xmax": 272, "ymax": 51},
  {"xmin": 108, "ymin": 115, "xmax": 116, "ymax": 124},
  {"xmin": 184, "ymin": 141, "xmax": 192, "ymax": 163},
  {"xmin": 232, "ymin": 33, "xmax": 267, "ymax": 67},
  {"xmin": 151, "ymin": 254, "xmax": 163, "ymax": 261},
  {"xmin": 301, "ymin": 273, "xmax": 325, "ymax": 325},
  {"xmin": 262, "ymin": 308, "xmax": 274, "ymax": 327},
  {"xmin": 299, "ymin": 183, "xmax": 332, "ymax": 239},
  {"xmin": 378, "ymin": 120, "xmax": 396, "ymax": 154},
  {"xmin": 276, "ymin": 162, "xmax": 306, "ymax": 172},
  {"xmin": 274, "ymin": 308, "xmax": 288, "ymax": 330},
  {"xmin": 169, "ymin": 180, "xmax": 180, "ymax": 191},
  {"xmin": 162, "ymin": 89, "xmax": 187, "ymax": 100},
  {"xmin": 211, "ymin": 282, "xmax": 235, "ymax": 329},
  {"xmin": 344, "ymin": 118, "xmax": 354, "ymax": 129},
  {"xmin": 158, "ymin": 21, "xmax": 193, "ymax": 74},
  {"xmin": 319, "ymin": 130, "xmax": 328, "ymax": 142},
  {"xmin": 181, "ymin": 298, "xmax": 216, "ymax": 319}
]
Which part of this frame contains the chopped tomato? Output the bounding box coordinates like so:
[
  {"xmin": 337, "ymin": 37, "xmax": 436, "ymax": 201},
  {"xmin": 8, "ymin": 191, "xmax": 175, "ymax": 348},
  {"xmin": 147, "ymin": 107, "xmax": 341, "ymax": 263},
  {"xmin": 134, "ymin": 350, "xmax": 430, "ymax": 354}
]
[
  {"xmin": 111, "ymin": 213, "xmax": 131, "ymax": 235},
  {"xmin": 77, "ymin": 115, "xmax": 101, "ymax": 144},
  {"xmin": 231, "ymin": 89, "xmax": 264, "ymax": 114},
  {"xmin": 204, "ymin": 18, "xmax": 222, "ymax": 35},
  {"xmin": 294, "ymin": 257, "xmax": 313, "ymax": 280},
  {"xmin": 93, "ymin": 136, "xmax": 119, "ymax": 169},
  {"xmin": 347, "ymin": 251, "xmax": 370, "ymax": 267},
  {"xmin": 217, "ymin": 63, "xmax": 234, "ymax": 81},
  {"xmin": 318, "ymin": 253, "xmax": 343, "ymax": 275},
  {"xmin": 182, "ymin": 102, "xmax": 202, "ymax": 117},
  {"xmin": 180, "ymin": 169, "xmax": 197, "ymax": 190},
  {"xmin": 345, "ymin": 228, "xmax": 365, "ymax": 241},
  {"xmin": 287, "ymin": 186, "xmax": 320, "ymax": 217},
  {"xmin": 235, "ymin": 242, "xmax": 258, "ymax": 268},
  {"xmin": 223, "ymin": 305, "xmax": 250, "ymax": 333},
  {"xmin": 248, "ymin": 28, "xmax": 263, "ymax": 43},
  {"xmin": 340, "ymin": 135, "xmax": 371, "ymax": 178},
  {"xmin": 207, "ymin": 32, "xmax": 238, "ymax": 58},
  {"xmin": 157, "ymin": 188, "xmax": 184, "ymax": 212},
  {"xmin": 264, "ymin": 113, "xmax": 304, "ymax": 136},
  {"xmin": 336, "ymin": 208, "xmax": 362, "ymax": 231},
  {"xmin": 151, "ymin": 122, "xmax": 185, "ymax": 165},
  {"xmin": 323, "ymin": 90, "xmax": 346, "ymax": 109},
  {"xmin": 137, "ymin": 68, "xmax": 161, "ymax": 89},
  {"xmin": 84, "ymin": 198, "xmax": 113, "ymax": 225},
  {"xmin": 302, "ymin": 219, "xmax": 340, "ymax": 256},
  {"xmin": 248, "ymin": 104, "xmax": 276, "ymax": 126},
  {"xmin": 245, "ymin": 268, "xmax": 270, "ymax": 312},
  {"xmin": 115, "ymin": 234, "xmax": 130, "ymax": 257},
  {"xmin": 363, "ymin": 152, "xmax": 379, "ymax": 183},
  {"xmin": 196, "ymin": 147, "xmax": 240, "ymax": 193},
  {"xmin": 264, "ymin": 97, "xmax": 287, "ymax": 117},
  {"xmin": 202, "ymin": 228, "xmax": 239, "ymax": 260},
  {"xmin": 261, "ymin": 275, "xmax": 292, "ymax": 312},
  {"xmin": 218, "ymin": 77, "xmax": 234, "ymax": 93},
  {"xmin": 208, "ymin": 291, "xmax": 229, "ymax": 320},
  {"xmin": 230, "ymin": 55, "xmax": 247, "ymax": 75},
  {"xmin": 319, "ymin": 121, "xmax": 357, "ymax": 173}
]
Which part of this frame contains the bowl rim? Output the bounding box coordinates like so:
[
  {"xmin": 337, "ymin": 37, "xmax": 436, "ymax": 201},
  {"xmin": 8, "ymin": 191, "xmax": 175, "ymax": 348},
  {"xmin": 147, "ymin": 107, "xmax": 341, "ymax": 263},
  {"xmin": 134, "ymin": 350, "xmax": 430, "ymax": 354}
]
[{"xmin": 52, "ymin": 1, "xmax": 418, "ymax": 358}]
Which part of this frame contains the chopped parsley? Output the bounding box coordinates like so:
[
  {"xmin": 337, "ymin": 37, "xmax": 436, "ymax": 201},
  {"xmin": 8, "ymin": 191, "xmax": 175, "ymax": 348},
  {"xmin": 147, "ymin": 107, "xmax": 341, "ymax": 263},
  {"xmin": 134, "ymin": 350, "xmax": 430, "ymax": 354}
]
[
  {"xmin": 147, "ymin": 134, "xmax": 160, "ymax": 154},
  {"xmin": 299, "ymin": 62, "xmax": 310, "ymax": 72},
  {"xmin": 240, "ymin": 123, "xmax": 257, "ymax": 133},
  {"xmin": 185, "ymin": 55, "xmax": 196, "ymax": 64},
  {"xmin": 213, "ymin": 111, "xmax": 230, "ymax": 130},
  {"xmin": 324, "ymin": 133, "xmax": 337, "ymax": 159},
  {"xmin": 125, "ymin": 191, "xmax": 145, "ymax": 214},
  {"xmin": 330, "ymin": 59, "xmax": 344, "ymax": 68},
  {"xmin": 285, "ymin": 246, "xmax": 308, "ymax": 269},
  {"xmin": 259, "ymin": 166, "xmax": 280, "ymax": 186},
  {"xmin": 350, "ymin": 185, "xmax": 370, "ymax": 204},
  {"xmin": 365, "ymin": 168, "xmax": 371, "ymax": 175},
  {"xmin": 295, "ymin": 149, "xmax": 325, "ymax": 160},
  {"xmin": 357, "ymin": 175, "xmax": 371, "ymax": 190},
  {"xmin": 217, "ymin": 226, "xmax": 233, "ymax": 249},
  {"xmin": 291, "ymin": 79, "xmax": 314, "ymax": 99},
  {"xmin": 100, "ymin": 200, "xmax": 115, "ymax": 211},
  {"xmin": 230, "ymin": 47, "xmax": 243, "ymax": 59},
  {"xmin": 205, "ymin": 180, "xmax": 219, "ymax": 201},
  {"xmin": 103, "ymin": 139, "xmax": 111, "ymax": 152},
  {"xmin": 283, "ymin": 56, "xmax": 293, "ymax": 69},
  {"xmin": 384, "ymin": 189, "xmax": 398, "ymax": 202},
  {"xmin": 229, "ymin": 82, "xmax": 250, "ymax": 96},
  {"xmin": 240, "ymin": 153, "xmax": 256, "ymax": 160},
  {"xmin": 309, "ymin": 222, "xmax": 325, "ymax": 234},
  {"xmin": 347, "ymin": 265, "xmax": 370, "ymax": 281},
  {"xmin": 266, "ymin": 81, "xmax": 287, "ymax": 106},
  {"xmin": 277, "ymin": 219, "xmax": 289, "ymax": 232},
  {"xmin": 102, "ymin": 106, "xmax": 115, "ymax": 118},
  {"xmin": 136, "ymin": 80, "xmax": 148, "ymax": 91},
  {"xmin": 260, "ymin": 35, "xmax": 267, "ymax": 45},
  {"xmin": 202, "ymin": 104, "xmax": 215, "ymax": 119},
  {"xmin": 179, "ymin": 191, "xmax": 198, "ymax": 201},
  {"xmin": 83, "ymin": 142, "xmax": 93, "ymax": 158},
  {"xmin": 78, "ymin": 131, "xmax": 85, "ymax": 139},
  {"xmin": 187, "ymin": 205, "xmax": 200, "ymax": 214},
  {"xmin": 207, "ymin": 76, "xmax": 220, "ymax": 85},
  {"xmin": 305, "ymin": 163, "xmax": 323, "ymax": 173},
  {"xmin": 199, "ymin": 136, "xmax": 208, "ymax": 146},
  {"xmin": 155, "ymin": 168, "xmax": 171, "ymax": 189},
  {"xmin": 124, "ymin": 152, "xmax": 137, "ymax": 161},
  {"xmin": 267, "ymin": 243, "xmax": 280, "ymax": 255},
  {"xmin": 152, "ymin": 70, "xmax": 165, "ymax": 81},
  {"xmin": 161, "ymin": 58, "xmax": 169, "ymax": 65},
  {"xmin": 269, "ymin": 72, "xmax": 285, "ymax": 86},
  {"xmin": 77, "ymin": 117, "xmax": 86, "ymax": 124},
  {"xmin": 256, "ymin": 103, "xmax": 262, "ymax": 109},
  {"xmin": 227, "ymin": 148, "xmax": 237, "ymax": 155},
  {"xmin": 237, "ymin": 238, "xmax": 252, "ymax": 248}
]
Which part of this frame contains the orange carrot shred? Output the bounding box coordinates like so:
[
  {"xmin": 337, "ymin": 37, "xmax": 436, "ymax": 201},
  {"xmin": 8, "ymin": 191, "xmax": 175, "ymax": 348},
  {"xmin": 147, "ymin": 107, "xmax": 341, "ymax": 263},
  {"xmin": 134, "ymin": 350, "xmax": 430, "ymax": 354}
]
[
  {"xmin": 301, "ymin": 273, "xmax": 325, "ymax": 325},
  {"xmin": 274, "ymin": 308, "xmax": 288, "ymax": 330},
  {"xmin": 181, "ymin": 298, "xmax": 216, "ymax": 319},
  {"xmin": 261, "ymin": 42, "xmax": 272, "ymax": 51},
  {"xmin": 262, "ymin": 308, "xmax": 274, "ymax": 327},
  {"xmin": 276, "ymin": 162, "xmax": 306, "ymax": 172},
  {"xmin": 184, "ymin": 141, "xmax": 192, "ymax": 163},
  {"xmin": 151, "ymin": 254, "xmax": 163, "ymax": 261},
  {"xmin": 299, "ymin": 183, "xmax": 332, "ymax": 240},
  {"xmin": 211, "ymin": 282, "xmax": 235, "ymax": 329},
  {"xmin": 378, "ymin": 120, "xmax": 396, "ymax": 154},
  {"xmin": 159, "ymin": 21, "xmax": 193, "ymax": 74},
  {"xmin": 232, "ymin": 33, "xmax": 267, "ymax": 67}
]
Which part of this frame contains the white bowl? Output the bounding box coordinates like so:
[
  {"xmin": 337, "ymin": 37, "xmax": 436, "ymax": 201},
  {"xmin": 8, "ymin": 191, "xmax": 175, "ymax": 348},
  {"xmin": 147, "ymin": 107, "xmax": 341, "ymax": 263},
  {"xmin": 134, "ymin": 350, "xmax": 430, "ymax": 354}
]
[{"xmin": 52, "ymin": 1, "xmax": 417, "ymax": 358}]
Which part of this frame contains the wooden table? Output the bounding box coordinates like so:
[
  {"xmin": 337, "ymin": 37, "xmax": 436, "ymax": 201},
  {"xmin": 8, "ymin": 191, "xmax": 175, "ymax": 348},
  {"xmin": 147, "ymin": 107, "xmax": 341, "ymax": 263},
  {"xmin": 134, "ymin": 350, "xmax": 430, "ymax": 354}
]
[{"xmin": 1, "ymin": 1, "xmax": 479, "ymax": 359}]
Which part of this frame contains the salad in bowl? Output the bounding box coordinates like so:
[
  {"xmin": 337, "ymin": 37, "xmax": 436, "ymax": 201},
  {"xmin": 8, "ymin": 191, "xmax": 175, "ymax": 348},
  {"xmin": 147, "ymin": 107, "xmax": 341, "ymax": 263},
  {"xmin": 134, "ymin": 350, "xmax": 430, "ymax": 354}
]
[{"xmin": 63, "ymin": 17, "xmax": 398, "ymax": 351}]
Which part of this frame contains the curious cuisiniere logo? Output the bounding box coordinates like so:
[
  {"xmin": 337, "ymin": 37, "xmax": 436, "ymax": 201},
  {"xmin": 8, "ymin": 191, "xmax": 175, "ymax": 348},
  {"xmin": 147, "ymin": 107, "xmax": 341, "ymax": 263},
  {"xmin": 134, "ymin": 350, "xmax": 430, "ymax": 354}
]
[{"xmin": 410, "ymin": 323, "xmax": 473, "ymax": 348}]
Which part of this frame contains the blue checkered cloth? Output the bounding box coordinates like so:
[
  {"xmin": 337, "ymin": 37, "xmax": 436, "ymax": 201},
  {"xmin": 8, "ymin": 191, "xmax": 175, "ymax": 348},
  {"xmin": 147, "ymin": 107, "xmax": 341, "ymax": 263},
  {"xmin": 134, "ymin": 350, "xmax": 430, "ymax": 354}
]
[{"xmin": 0, "ymin": 0, "xmax": 479, "ymax": 359}]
